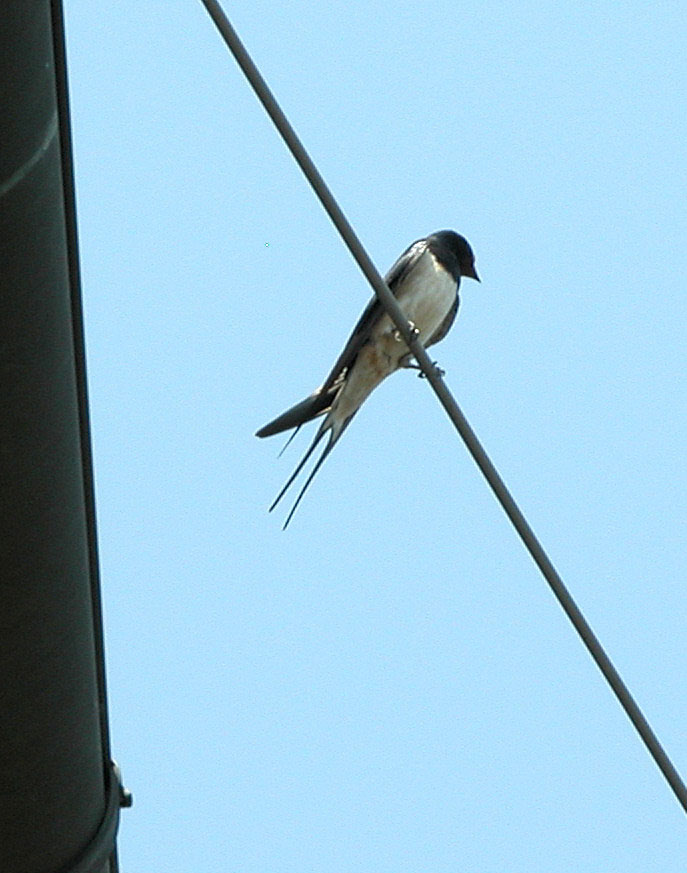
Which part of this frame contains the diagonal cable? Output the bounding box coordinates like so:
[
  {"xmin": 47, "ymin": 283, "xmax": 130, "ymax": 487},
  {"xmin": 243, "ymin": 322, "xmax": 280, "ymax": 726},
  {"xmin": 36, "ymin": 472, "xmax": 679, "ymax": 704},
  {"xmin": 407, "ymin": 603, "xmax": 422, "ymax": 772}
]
[{"xmin": 199, "ymin": 0, "xmax": 687, "ymax": 814}]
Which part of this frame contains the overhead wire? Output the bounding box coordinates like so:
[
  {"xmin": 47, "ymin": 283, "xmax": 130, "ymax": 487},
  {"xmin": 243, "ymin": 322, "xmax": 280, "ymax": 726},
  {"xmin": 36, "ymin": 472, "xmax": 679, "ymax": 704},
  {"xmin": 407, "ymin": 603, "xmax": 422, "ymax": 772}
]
[{"xmin": 199, "ymin": 0, "xmax": 687, "ymax": 815}]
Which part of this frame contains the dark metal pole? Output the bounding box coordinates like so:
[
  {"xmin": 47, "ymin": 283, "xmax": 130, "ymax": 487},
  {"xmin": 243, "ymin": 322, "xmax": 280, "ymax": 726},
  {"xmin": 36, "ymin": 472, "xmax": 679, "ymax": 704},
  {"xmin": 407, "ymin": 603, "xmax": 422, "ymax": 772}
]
[{"xmin": 0, "ymin": 3, "xmax": 128, "ymax": 871}]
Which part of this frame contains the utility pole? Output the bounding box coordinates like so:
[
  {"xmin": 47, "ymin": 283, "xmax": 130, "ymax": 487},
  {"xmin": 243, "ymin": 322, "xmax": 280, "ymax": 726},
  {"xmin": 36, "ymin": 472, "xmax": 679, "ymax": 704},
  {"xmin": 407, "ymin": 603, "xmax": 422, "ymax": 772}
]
[{"xmin": 0, "ymin": 3, "xmax": 128, "ymax": 871}]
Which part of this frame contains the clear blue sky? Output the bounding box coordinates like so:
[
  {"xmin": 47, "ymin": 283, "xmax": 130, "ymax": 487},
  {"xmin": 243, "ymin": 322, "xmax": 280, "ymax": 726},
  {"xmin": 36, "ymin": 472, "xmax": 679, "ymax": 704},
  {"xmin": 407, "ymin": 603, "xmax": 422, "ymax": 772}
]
[{"xmin": 65, "ymin": 2, "xmax": 687, "ymax": 870}]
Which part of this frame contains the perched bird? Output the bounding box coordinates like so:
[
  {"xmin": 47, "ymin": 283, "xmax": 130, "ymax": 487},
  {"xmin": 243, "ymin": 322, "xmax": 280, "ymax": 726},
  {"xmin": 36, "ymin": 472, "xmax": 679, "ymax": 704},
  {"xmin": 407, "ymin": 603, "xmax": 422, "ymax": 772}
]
[{"xmin": 257, "ymin": 230, "xmax": 479, "ymax": 528}]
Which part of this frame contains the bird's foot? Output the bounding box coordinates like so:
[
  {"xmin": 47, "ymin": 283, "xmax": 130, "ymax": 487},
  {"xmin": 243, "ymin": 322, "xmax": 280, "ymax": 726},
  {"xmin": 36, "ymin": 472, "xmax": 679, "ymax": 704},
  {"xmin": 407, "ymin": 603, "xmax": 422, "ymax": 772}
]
[
  {"xmin": 393, "ymin": 321, "xmax": 418, "ymax": 342},
  {"xmin": 400, "ymin": 358, "xmax": 445, "ymax": 379},
  {"xmin": 418, "ymin": 361, "xmax": 445, "ymax": 379}
]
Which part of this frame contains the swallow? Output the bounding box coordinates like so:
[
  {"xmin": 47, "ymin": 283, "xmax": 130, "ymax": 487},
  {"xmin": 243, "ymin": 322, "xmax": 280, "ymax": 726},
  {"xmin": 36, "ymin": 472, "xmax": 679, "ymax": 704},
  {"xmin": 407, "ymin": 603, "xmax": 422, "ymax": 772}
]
[{"xmin": 256, "ymin": 230, "xmax": 479, "ymax": 528}]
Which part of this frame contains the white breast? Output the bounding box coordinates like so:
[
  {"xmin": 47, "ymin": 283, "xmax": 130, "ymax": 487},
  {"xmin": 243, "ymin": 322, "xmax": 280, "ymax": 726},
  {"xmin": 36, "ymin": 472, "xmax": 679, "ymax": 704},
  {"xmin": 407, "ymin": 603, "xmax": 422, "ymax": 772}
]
[{"xmin": 386, "ymin": 249, "xmax": 456, "ymax": 344}]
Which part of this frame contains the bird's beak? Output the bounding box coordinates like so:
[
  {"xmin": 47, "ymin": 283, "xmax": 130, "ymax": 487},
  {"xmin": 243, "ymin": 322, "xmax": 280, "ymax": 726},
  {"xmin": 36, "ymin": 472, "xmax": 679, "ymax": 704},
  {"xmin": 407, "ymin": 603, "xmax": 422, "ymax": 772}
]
[{"xmin": 466, "ymin": 265, "xmax": 480, "ymax": 282}]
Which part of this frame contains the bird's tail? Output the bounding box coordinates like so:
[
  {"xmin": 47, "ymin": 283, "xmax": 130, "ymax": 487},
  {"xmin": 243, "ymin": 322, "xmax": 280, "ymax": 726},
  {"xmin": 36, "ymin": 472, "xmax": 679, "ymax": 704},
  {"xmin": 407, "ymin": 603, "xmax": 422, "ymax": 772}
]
[{"xmin": 269, "ymin": 409, "xmax": 356, "ymax": 529}]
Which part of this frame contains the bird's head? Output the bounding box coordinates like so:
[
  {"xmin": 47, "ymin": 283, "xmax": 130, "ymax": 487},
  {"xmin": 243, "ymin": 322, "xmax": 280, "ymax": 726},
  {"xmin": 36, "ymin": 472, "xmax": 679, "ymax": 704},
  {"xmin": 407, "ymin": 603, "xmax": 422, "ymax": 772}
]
[{"xmin": 431, "ymin": 230, "xmax": 480, "ymax": 282}]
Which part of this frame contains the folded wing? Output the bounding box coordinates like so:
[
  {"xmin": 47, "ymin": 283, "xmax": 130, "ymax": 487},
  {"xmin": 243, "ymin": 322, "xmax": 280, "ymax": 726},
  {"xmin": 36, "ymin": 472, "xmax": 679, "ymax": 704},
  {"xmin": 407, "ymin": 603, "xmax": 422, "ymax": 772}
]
[{"xmin": 255, "ymin": 238, "xmax": 428, "ymax": 438}]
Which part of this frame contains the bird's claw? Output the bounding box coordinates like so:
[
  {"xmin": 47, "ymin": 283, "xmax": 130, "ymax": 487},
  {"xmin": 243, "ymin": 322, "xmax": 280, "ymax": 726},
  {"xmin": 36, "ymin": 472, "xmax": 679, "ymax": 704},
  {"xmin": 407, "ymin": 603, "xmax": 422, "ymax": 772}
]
[
  {"xmin": 401, "ymin": 358, "xmax": 446, "ymax": 378},
  {"xmin": 393, "ymin": 321, "xmax": 418, "ymax": 342},
  {"xmin": 418, "ymin": 361, "xmax": 445, "ymax": 379}
]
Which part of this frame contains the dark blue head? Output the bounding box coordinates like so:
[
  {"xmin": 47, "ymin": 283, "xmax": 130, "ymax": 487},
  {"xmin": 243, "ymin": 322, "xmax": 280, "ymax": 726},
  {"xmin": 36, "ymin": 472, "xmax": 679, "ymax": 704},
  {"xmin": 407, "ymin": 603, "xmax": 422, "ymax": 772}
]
[{"xmin": 428, "ymin": 230, "xmax": 480, "ymax": 282}]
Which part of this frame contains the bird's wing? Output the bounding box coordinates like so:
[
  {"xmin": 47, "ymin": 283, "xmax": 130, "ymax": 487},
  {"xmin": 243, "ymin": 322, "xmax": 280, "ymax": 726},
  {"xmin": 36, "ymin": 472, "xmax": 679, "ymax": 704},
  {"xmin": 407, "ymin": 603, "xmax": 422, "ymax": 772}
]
[
  {"xmin": 256, "ymin": 239, "xmax": 429, "ymax": 440},
  {"xmin": 425, "ymin": 289, "xmax": 460, "ymax": 348},
  {"xmin": 319, "ymin": 239, "xmax": 428, "ymax": 394}
]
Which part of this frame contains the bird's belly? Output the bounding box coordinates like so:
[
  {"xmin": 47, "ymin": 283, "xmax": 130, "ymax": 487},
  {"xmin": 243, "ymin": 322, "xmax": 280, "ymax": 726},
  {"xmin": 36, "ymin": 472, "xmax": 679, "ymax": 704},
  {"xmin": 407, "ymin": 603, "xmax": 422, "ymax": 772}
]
[{"xmin": 334, "ymin": 342, "xmax": 397, "ymax": 422}]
